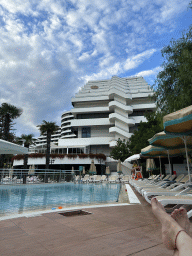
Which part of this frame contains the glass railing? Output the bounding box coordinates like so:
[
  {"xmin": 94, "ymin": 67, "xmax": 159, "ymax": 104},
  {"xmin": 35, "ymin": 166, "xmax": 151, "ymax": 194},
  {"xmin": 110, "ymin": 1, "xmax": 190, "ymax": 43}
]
[{"xmin": 0, "ymin": 169, "xmax": 80, "ymax": 185}]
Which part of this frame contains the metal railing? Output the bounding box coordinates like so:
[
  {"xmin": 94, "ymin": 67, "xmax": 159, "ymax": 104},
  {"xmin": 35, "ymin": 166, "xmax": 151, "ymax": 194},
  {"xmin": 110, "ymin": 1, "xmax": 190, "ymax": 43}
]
[{"xmin": 0, "ymin": 169, "xmax": 81, "ymax": 185}]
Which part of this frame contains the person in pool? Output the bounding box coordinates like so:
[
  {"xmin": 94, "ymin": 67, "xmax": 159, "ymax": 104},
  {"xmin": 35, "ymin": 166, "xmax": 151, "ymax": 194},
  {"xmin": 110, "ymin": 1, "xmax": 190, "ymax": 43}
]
[{"xmin": 151, "ymin": 197, "xmax": 192, "ymax": 255}]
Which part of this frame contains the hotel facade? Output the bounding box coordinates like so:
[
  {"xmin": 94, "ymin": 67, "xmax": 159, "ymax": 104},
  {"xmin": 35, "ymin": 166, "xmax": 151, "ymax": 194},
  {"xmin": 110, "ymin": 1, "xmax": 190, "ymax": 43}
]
[{"xmin": 15, "ymin": 76, "xmax": 156, "ymax": 173}]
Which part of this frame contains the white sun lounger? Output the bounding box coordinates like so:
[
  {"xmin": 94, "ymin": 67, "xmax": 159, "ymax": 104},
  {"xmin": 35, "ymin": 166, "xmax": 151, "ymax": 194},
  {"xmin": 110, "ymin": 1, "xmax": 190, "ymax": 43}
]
[
  {"xmin": 92, "ymin": 175, "xmax": 102, "ymax": 183},
  {"xmin": 143, "ymin": 175, "xmax": 192, "ymax": 204},
  {"xmin": 134, "ymin": 175, "xmax": 174, "ymax": 194},
  {"xmin": 141, "ymin": 174, "xmax": 185, "ymax": 195},
  {"xmin": 121, "ymin": 175, "xmax": 129, "ymax": 183},
  {"xmin": 108, "ymin": 175, "xmax": 119, "ymax": 183},
  {"xmin": 101, "ymin": 175, "xmax": 107, "ymax": 182},
  {"xmin": 81, "ymin": 174, "xmax": 90, "ymax": 183},
  {"xmin": 155, "ymin": 193, "xmax": 192, "ymax": 218}
]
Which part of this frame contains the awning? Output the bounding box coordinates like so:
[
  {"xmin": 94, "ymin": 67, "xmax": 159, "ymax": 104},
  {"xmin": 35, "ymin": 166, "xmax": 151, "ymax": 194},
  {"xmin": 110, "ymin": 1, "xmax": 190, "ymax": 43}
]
[
  {"xmin": 0, "ymin": 139, "xmax": 28, "ymax": 154},
  {"xmin": 124, "ymin": 154, "xmax": 140, "ymax": 162}
]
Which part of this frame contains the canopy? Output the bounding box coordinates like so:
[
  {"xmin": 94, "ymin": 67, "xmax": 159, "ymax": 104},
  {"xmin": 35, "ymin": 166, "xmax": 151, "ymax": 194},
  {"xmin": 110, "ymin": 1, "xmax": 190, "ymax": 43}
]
[
  {"xmin": 124, "ymin": 154, "xmax": 140, "ymax": 162},
  {"xmin": 163, "ymin": 105, "xmax": 192, "ymax": 135},
  {"xmin": 0, "ymin": 139, "xmax": 28, "ymax": 154}
]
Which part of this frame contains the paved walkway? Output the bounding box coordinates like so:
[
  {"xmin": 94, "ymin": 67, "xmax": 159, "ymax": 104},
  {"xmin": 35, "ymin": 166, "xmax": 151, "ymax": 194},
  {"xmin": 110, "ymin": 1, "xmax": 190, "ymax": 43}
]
[{"xmin": 0, "ymin": 186, "xmax": 191, "ymax": 256}]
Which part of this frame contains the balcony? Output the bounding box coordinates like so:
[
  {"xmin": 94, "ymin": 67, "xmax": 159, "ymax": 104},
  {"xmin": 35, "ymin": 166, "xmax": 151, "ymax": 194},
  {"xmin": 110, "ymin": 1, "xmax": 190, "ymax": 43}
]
[
  {"xmin": 71, "ymin": 106, "xmax": 109, "ymax": 114},
  {"xmin": 70, "ymin": 118, "xmax": 110, "ymax": 127},
  {"xmin": 109, "ymin": 101, "xmax": 133, "ymax": 114},
  {"xmin": 109, "ymin": 113, "xmax": 135, "ymax": 126},
  {"xmin": 109, "ymin": 127, "xmax": 133, "ymax": 139}
]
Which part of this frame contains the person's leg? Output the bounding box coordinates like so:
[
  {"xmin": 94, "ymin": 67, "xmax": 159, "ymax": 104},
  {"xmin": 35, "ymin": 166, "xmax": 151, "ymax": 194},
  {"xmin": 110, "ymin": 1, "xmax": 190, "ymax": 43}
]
[
  {"xmin": 171, "ymin": 207, "xmax": 190, "ymax": 256},
  {"xmin": 151, "ymin": 197, "xmax": 192, "ymax": 255}
]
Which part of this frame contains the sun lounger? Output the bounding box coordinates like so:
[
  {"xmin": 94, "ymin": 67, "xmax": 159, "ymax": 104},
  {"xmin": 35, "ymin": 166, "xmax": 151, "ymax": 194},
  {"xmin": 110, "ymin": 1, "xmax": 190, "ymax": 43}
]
[
  {"xmin": 88, "ymin": 175, "xmax": 97, "ymax": 183},
  {"xmin": 101, "ymin": 175, "xmax": 107, "ymax": 182},
  {"xmin": 74, "ymin": 175, "xmax": 80, "ymax": 183},
  {"xmin": 141, "ymin": 174, "xmax": 183, "ymax": 190},
  {"xmin": 121, "ymin": 175, "xmax": 129, "ymax": 183},
  {"xmin": 130, "ymin": 174, "xmax": 167, "ymax": 187},
  {"xmin": 141, "ymin": 174, "xmax": 186, "ymax": 195},
  {"xmin": 108, "ymin": 175, "xmax": 119, "ymax": 183},
  {"xmin": 134, "ymin": 175, "xmax": 174, "ymax": 193},
  {"xmin": 130, "ymin": 174, "xmax": 156, "ymax": 184},
  {"xmin": 142, "ymin": 175, "xmax": 192, "ymax": 204},
  {"xmin": 155, "ymin": 193, "xmax": 192, "ymax": 218},
  {"xmin": 81, "ymin": 174, "xmax": 90, "ymax": 183},
  {"xmin": 92, "ymin": 175, "xmax": 102, "ymax": 183}
]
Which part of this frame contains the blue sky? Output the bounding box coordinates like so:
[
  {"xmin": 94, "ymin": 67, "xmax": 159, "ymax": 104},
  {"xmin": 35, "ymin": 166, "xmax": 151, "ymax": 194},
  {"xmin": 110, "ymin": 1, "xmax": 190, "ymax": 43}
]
[{"xmin": 0, "ymin": 0, "xmax": 191, "ymax": 138}]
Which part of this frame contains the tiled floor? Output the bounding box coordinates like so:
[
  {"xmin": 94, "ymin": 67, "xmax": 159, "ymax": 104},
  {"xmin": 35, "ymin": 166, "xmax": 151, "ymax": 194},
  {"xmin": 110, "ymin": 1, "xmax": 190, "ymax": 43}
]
[{"xmin": 0, "ymin": 186, "xmax": 190, "ymax": 256}]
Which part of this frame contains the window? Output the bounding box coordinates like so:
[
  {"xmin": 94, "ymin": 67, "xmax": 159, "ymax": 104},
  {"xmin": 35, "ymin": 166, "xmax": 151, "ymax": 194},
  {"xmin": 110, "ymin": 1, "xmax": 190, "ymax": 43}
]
[
  {"xmin": 77, "ymin": 113, "xmax": 109, "ymax": 119},
  {"xmin": 82, "ymin": 127, "xmax": 91, "ymax": 138}
]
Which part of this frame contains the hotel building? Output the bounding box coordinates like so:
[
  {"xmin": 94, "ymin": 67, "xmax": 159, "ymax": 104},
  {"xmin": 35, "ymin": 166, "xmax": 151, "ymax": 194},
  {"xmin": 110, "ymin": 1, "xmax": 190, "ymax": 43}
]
[{"xmin": 15, "ymin": 76, "xmax": 156, "ymax": 173}]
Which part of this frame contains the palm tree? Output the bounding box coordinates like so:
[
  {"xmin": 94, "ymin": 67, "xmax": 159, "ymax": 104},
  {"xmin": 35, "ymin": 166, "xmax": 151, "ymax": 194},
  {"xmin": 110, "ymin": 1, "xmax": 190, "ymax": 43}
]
[
  {"xmin": 19, "ymin": 134, "xmax": 35, "ymax": 184},
  {"xmin": 38, "ymin": 120, "xmax": 59, "ymax": 171},
  {"xmin": 0, "ymin": 103, "xmax": 22, "ymax": 168},
  {"xmin": 20, "ymin": 134, "xmax": 35, "ymax": 166},
  {"xmin": 0, "ymin": 103, "xmax": 22, "ymax": 141}
]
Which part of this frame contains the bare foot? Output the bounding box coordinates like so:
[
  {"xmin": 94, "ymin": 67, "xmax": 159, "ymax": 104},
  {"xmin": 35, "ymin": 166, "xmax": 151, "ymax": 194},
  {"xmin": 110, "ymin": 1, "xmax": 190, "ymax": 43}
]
[
  {"xmin": 171, "ymin": 207, "xmax": 190, "ymax": 234},
  {"xmin": 151, "ymin": 197, "xmax": 184, "ymax": 250}
]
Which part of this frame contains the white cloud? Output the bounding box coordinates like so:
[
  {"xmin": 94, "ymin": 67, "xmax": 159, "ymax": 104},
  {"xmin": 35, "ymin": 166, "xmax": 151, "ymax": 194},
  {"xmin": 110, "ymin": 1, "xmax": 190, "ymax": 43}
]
[
  {"xmin": 82, "ymin": 62, "xmax": 121, "ymax": 82},
  {"xmin": 134, "ymin": 66, "xmax": 162, "ymax": 77},
  {"xmin": 124, "ymin": 49, "xmax": 157, "ymax": 71},
  {"xmin": 0, "ymin": 0, "xmax": 190, "ymax": 137},
  {"xmin": 0, "ymin": 0, "xmax": 32, "ymax": 15}
]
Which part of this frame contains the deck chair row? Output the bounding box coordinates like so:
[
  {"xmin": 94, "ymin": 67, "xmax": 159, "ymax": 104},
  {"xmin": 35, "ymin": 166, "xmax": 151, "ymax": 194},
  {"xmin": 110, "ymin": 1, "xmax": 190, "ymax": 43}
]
[{"xmin": 130, "ymin": 174, "xmax": 192, "ymax": 218}]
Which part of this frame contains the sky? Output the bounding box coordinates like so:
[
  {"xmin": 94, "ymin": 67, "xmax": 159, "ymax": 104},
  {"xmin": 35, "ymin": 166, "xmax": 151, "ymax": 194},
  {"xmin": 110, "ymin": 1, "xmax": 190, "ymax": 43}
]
[{"xmin": 0, "ymin": 0, "xmax": 191, "ymax": 138}]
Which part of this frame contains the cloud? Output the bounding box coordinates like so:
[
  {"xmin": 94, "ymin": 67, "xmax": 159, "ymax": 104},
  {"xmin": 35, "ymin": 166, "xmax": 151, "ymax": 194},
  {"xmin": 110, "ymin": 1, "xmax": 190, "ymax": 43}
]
[
  {"xmin": 0, "ymin": 0, "xmax": 190, "ymax": 137},
  {"xmin": 134, "ymin": 66, "xmax": 162, "ymax": 77},
  {"xmin": 124, "ymin": 49, "xmax": 157, "ymax": 70}
]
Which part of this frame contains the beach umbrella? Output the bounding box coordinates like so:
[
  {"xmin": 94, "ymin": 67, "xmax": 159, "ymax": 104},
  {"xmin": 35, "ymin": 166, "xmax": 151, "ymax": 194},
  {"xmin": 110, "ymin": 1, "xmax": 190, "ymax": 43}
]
[
  {"xmin": 117, "ymin": 159, "xmax": 122, "ymax": 174},
  {"xmin": 163, "ymin": 105, "xmax": 192, "ymax": 183},
  {"xmin": 163, "ymin": 105, "xmax": 192, "ymax": 136},
  {"xmin": 89, "ymin": 160, "xmax": 96, "ymax": 175},
  {"xmin": 141, "ymin": 145, "xmax": 188, "ymax": 179},
  {"xmin": 124, "ymin": 154, "xmax": 140, "ymax": 162},
  {"xmin": 141, "ymin": 145, "xmax": 164, "ymax": 179},
  {"xmin": 105, "ymin": 166, "xmax": 110, "ymax": 175},
  {"xmin": 149, "ymin": 131, "xmax": 192, "ymax": 182},
  {"xmin": 146, "ymin": 158, "xmax": 155, "ymax": 174}
]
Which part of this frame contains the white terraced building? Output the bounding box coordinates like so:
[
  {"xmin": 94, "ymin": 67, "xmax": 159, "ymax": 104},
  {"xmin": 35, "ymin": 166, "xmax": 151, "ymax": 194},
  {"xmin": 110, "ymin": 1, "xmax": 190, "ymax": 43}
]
[
  {"xmin": 17, "ymin": 76, "xmax": 156, "ymax": 173},
  {"xmin": 56, "ymin": 76, "xmax": 156, "ymax": 153}
]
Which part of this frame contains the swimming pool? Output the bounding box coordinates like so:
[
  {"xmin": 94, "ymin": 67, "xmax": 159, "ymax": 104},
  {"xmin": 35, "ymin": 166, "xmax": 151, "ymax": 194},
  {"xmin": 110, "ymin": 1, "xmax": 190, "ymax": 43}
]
[{"xmin": 0, "ymin": 183, "xmax": 121, "ymax": 217}]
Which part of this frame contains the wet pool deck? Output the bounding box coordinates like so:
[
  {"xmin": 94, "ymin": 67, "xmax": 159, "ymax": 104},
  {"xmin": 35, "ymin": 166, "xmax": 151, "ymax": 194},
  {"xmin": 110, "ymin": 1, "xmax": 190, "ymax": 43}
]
[{"xmin": 0, "ymin": 185, "xmax": 191, "ymax": 256}]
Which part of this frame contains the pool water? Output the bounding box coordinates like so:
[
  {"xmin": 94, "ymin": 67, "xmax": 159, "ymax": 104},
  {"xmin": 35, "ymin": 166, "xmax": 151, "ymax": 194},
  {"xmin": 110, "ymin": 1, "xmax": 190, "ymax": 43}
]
[{"xmin": 0, "ymin": 183, "xmax": 120, "ymax": 217}]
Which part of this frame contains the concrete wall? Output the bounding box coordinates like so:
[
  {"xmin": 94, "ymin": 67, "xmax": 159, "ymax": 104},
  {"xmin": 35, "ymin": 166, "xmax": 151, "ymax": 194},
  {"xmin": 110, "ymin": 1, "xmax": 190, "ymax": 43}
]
[{"xmin": 165, "ymin": 164, "xmax": 191, "ymax": 176}]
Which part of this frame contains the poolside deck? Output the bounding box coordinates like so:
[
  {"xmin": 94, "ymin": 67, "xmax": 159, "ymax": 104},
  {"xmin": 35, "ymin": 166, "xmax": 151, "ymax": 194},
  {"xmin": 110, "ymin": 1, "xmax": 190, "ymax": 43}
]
[{"xmin": 0, "ymin": 186, "xmax": 191, "ymax": 256}]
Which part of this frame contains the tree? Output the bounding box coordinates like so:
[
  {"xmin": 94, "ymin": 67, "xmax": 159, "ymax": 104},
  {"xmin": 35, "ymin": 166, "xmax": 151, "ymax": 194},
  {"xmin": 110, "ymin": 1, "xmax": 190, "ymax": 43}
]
[
  {"xmin": 129, "ymin": 112, "xmax": 163, "ymax": 154},
  {"xmin": 20, "ymin": 134, "xmax": 35, "ymax": 166},
  {"xmin": 18, "ymin": 134, "xmax": 35, "ymax": 184},
  {"xmin": 0, "ymin": 103, "xmax": 22, "ymax": 168},
  {"xmin": 110, "ymin": 138, "xmax": 131, "ymax": 162},
  {"xmin": 38, "ymin": 120, "xmax": 59, "ymax": 172},
  {"xmin": 0, "ymin": 103, "xmax": 22, "ymax": 141},
  {"xmin": 153, "ymin": 27, "xmax": 192, "ymax": 114}
]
